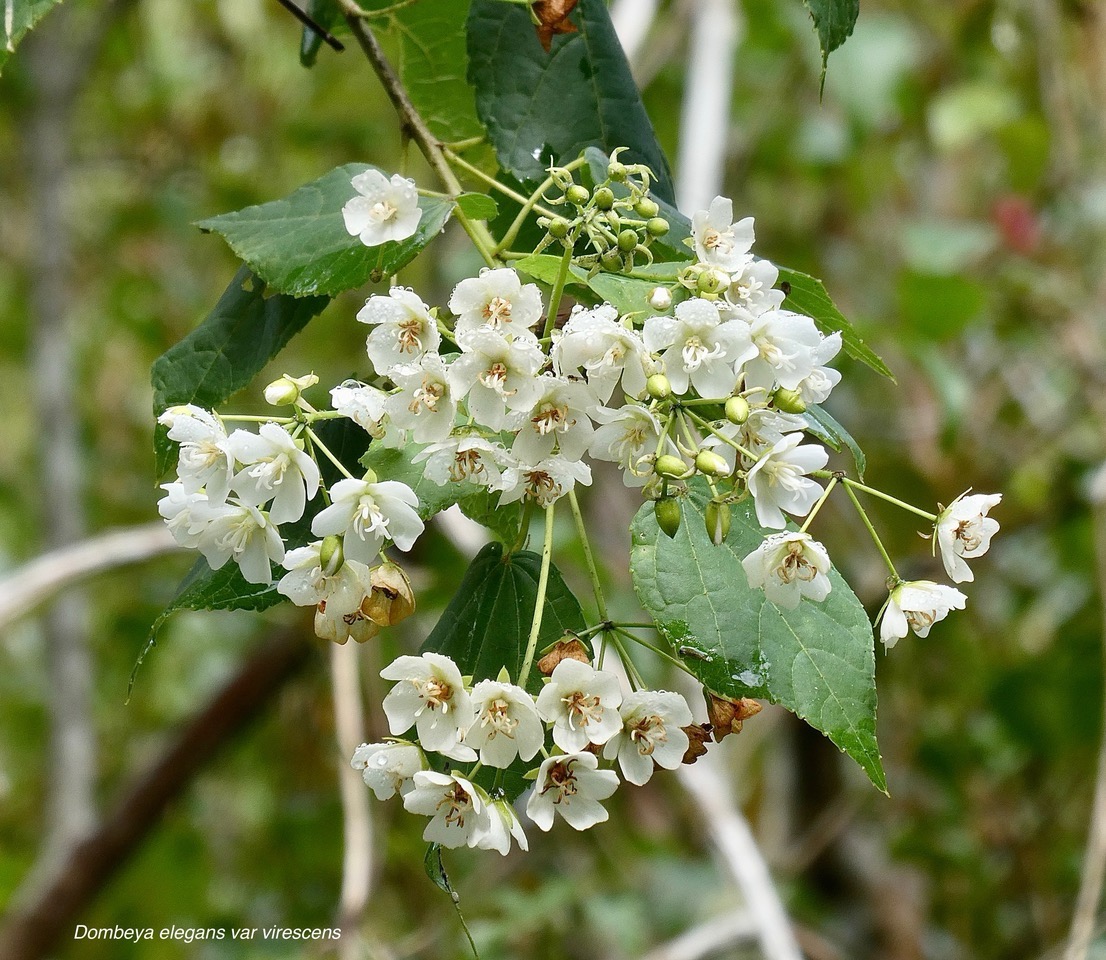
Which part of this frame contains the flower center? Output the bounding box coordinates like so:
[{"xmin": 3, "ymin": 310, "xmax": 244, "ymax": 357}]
[
  {"xmin": 681, "ymin": 335, "xmax": 724, "ymax": 371},
  {"xmin": 410, "ymin": 378, "xmax": 444, "ymax": 414},
  {"xmin": 480, "ymin": 698, "xmax": 519, "ymax": 740},
  {"xmin": 480, "ymin": 361, "xmax": 512, "ymax": 394},
  {"xmin": 412, "ymin": 675, "xmax": 454, "ymax": 713},
  {"xmin": 397, "ymin": 318, "xmax": 425, "ymax": 353},
  {"xmin": 531, "ymin": 401, "xmax": 571, "ymax": 436},
  {"xmin": 775, "ymin": 542, "xmax": 818, "ymax": 584},
  {"xmin": 483, "ymin": 296, "xmax": 513, "ymax": 327},
  {"xmin": 629, "ymin": 714, "xmax": 668, "ymax": 756},
  {"xmin": 703, "ymin": 227, "xmax": 733, "ymax": 254},
  {"xmin": 563, "ymin": 690, "xmax": 603, "ymax": 731},
  {"xmin": 436, "ymin": 783, "xmax": 473, "ymax": 828},
  {"xmin": 352, "ymin": 496, "xmax": 389, "ymax": 541},
  {"xmin": 525, "ymin": 470, "xmax": 561, "ymax": 503},
  {"xmin": 906, "ymin": 609, "xmax": 936, "ymax": 633},
  {"xmin": 370, "ymin": 199, "xmax": 399, "ymax": 224},
  {"xmin": 541, "ymin": 759, "xmax": 579, "ymax": 804},
  {"xmin": 181, "ymin": 438, "xmax": 226, "ymax": 473},
  {"xmin": 954, "ymin": 518, "xmax": 983, "ymax": 552},
  {"xmin": 449, "ymin": 448, "xmax": 487, "ymax": 483},
  {"xmin": 246, "ymin": 453, "xmax": 290, "ymax": 491}
]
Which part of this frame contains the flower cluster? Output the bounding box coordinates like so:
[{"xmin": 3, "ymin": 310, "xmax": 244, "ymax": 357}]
[{"xmin": 351, "ymin": 651, "xmax": 694, "ymax": 854}]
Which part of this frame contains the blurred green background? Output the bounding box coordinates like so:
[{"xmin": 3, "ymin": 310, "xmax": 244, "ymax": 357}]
[{"xmin": 2, "ymin": 0, "xmax": 1105, "ymax": 957}]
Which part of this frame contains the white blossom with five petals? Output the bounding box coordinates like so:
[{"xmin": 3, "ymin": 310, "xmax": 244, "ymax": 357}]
[
  {"xmin": 380, "ymin": 653, "xmax": 476, "ymax": 762},
  {"xmin": 535, "ymin": 658, "xmax": 623, "ymax": 752},
  {"xmin": 525, "ymin": 752, "xmax": 620, "ymax": 832},
  {"xmin": 342, "ymin": 169, "xmax": 421, "ymax": 246}
]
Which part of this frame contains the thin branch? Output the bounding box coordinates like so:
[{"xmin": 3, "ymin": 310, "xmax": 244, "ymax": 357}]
[
  {"xmin": 272, "ymin": 0, "xmax": 344, "ymax": 50},
  {"xmin": 0, "ymin": 523, "xmax": 182, "ymax": 631},
  {"xmin": 639, "ymin": 910, "xmax": 758, "ymax": 960},
  {"xmin": 0, "ymin": 631, "xmax": 313, "ymax": 960}
]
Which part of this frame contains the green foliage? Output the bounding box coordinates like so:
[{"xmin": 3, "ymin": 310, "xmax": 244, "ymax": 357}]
[
  {"xmin": 803, "ymin": 404, "xmax": 866, "ymax": 478},
  {"xmin": 0, "ymin": 0, "xmax": 64, "ymax": 75},
  {"xmin": 151, "ymin": 266, "xmax": 328, "ymax": 476},
  {"xmin": 802, "ymin": 0, "xmax": 860, "ymax": 83},
  {"xmin": 454, "ymin": 191, "xmax": 499, "ymax": 221},
  {"xmin": 149, "ymin": 557, "xmax": 287, "ymax": 637},
  {"xmin": 458, "ymin": 488, "xmax": 525, "ymax": 546},
  {"xmin": 195, "ymin": 164, "xmax": 453, "ymax": 298},
  {"xmin": 630, "ymin": 480, "xmax": 885, "ymax": 791},
  {"xmin": 299, "ymin": 0, "xmax": 345, "ymax": 68},
  {"xmin": 466, "ymin": 0, "xmax": 676, "ymax": 202},
  {"xmin": 421, "ymin": 541, "xmax": 586, "ymax": 694},
  {"xmin": 360, "ymin": 443, "xmax": 480, "ymax": 521}
]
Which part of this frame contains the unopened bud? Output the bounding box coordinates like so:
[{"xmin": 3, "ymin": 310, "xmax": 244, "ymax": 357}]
[
  {"xmin": 654, "ymin": 497, "xmax": 682, "ymax": 538},
  {"xmin": 593, "ymin": 186, "xmax": 615, "ymax": 210},
  {"xmin": 548, "ymin": 217, "xmax": 570, "ymax": 239},
  {"xmin": 618, "ymin": 228, "xmax": 639, "ymax": 252},
  {"xmin": 565, "ymin": 184, "xmax": 590, "ymax": 206},
  {"xmin": 646, "ymin": 217, "xmax": 670, "ymax": 237},
  {"xmin": 600, "ymin": 250, "xmax": 624, "ymax": 272},
  {"xmin": 646, "ymin": 373, "xmax": 672, "ymax": 399},
  {"xmin": 634, "ymin": 197, "xmax": 659, "ymax": 219},
  {"xmin": 319, "ymin": 535, "xmax": 344, "ymax": 575},
  {"xmin": 264, "ymin": 372, "xmax": 319, "ymax": 406},
  {"xmin": 361, "ymin": 467, "xmax": 378, "ymax": 484},
  {"xmin": 648, "ymin": 286, "xmax": 673, "ymax": 311},
  {"xmin": 362, "ymin": 561, "xmax": 416, "ymax": 627},
  {"xmin": 706, "ymin": 694, "xmax": 763, "ymax": 742},
  {"xmin": 655, "ymin": 454, "xmax": 689, "ymax": 479},
  {"xmin": 773, "ymin": 387, "xmax": 807, "ymax": 414},
  {"xmin": 681, "ymin": 723, "xmax": 713, "ymax": 764},
  {"xmin": 608, "ymin": 160, "xmax": 628, "ymax": 181},
  {"xmin": 695, "ymin": 449, "xmax": 731, "ymax": 478},
  {"xmin": 538, "ymin": 637, "xmax": 592, "ymax": 675},
  {"xmin": 724, "ymin": 395, "xmax": 750, "ymax": 425},
  {"xmin": 696, "ymin": 268, "xmax": 728, "ymax": 295},
  {"xmin": 705, "ymin": 501, "xmax": 731, "ymax": 545}
]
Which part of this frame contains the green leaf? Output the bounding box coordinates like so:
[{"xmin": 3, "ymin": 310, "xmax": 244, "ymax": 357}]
[
  {"xmin": 466, "ymin": 0, "xmax": 676, "ymax": 203},
  {"xmin": 196, "ymin": 164, "xmax": 453, "ymax": 298},
  {"xmin": 150, "ymin": 557, "xmax": 287, "ymax": 638},
  {"xmin": 585, "ymin": 271, "xmax": 687, "ymax": 318},
  {"xmin": 803, "ymin": 404, "xmax": 866, "ymax": 479},
  {"xmin": 422, "ymin": 541, "xmax": 586, "ymax": 694},
  {"xmin": 777, "ymin": 267, "xmax": 895, "ymax": 382},
  {"xmin": 0, "ymin": 0, "xmax": 64, "ymax": 76},
  {"xmin": 630, "ymin": 480, "xmax": 886, "ymax": 791},
  {"xmin": 360, "ymin": 443, "xmax": 478, "ymax": 521},
  {"xmin": 298, "ymin": 0, "xmax": 345, "ymax": 67},
  {"xmin": 802, "ymin": 0, "xmax": 859, "ymax": 85},
  {"xmin": 151, "ymin": 266, "xmax": 328, "ymax": 476},
  {"xmin": 455, "ymin": 191, "xmax": 499, "ymax": 221},
  {"xmin": 458, "ymin": 488, "xmax": 525, "ymax": 546}
]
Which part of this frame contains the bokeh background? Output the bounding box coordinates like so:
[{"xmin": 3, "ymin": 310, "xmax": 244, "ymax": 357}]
[{"xmin": 2, "ymin": 0, "xmax": 1105, "ymax": 958}]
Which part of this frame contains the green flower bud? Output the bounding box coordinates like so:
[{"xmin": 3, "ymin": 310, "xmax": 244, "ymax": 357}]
[
  {"xmin": 655, "ymin": 454, "xmax": 689, "ymax": 479},
  {"xmin": 608, "ymin": 160, "xmax": 628, "ymax": 182},
  {"xmin": 696, "ymin": 269, "xmax": 726, "ymax": 295},
  {"xmin": 264, "ymin": 372, "xmax": 319, "ymax": 406},
  {"xmin": 361, "ymin": 467, "xmax": 378, "ymax": 484},
  {"xmin": 705, "ymin": 501, "xmax": 731, "ymax": 545},
  {"xmin": 634, "ymin": 197, "xmax": 659, "ymax": 219},
  {"xmin": 565, "ymin": 184, "xmax": 590, "ymax": 206},
  {"xmin": 548, "ymin": 217, "xmax": 570, "ymax": 239},
  {"xmin": 646, "ymin": 374, "xmax": 672, "ymax": 399},
  {"xmin": 655, "ymin": 497, "xmax": 682, "ymax": 538},
  {"xmin": 618, "ymin": 229, "xmax": 639, "ymax": 252},
  {"xmin": 594, "ymin": 186, "xmax": 615, "ymax": 210},
  {"xmin": 725, "ymin": 395, "xmax": 750, "ymax": 425},
  {"xmin": 601, "ymin": 250, "xmax": 624, "ymax": 272},
  {"xmin": 695, "ymin": 449, "xmax": 731, "ymax": 478},
  {"xmin": 646, "ymin": 217, "xmax": 670, "ymax": 237},
  {"xmin": 319, "ymin": 535, "xmax": 344, "ymax": 575},
  {"xmin": 773, "ymin": 388, "xmax": 807, "ymax": 414}
]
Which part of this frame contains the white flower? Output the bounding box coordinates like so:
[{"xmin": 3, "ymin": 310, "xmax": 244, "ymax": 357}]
[
  {"xmin": 692, "ymin": 197, "xmax": 755, "ymax": 272},
  {"xmin": 535, "ymin": 658, "xmax": 623, "ymax": 752},
  {"xmin": 602, "ymin": 690, "xmax": 692, "ymax": 786},
  {"xmin": 933, "ymin": 492, "xmax": 1002, "ymax": 583},
  {"xmin": 880, "ymin": 580, "xmax": 967, "ymax": 648},
  {"xmin": 447, "ymin": 328, "xmax": 545, "ymax": 430},
  {"xmin": 356, "ymin": 288, "xmax": 440, "ymax": 375},
  {"xmin": 226, "ymin": 423, "xmax": 320, "ymax": 525},
  {"xmin": 449, "ymin": 267, "xmax": 543, "ymax": 340},
  {"xmin": 194, "ymin": 500, "xmax": 285, "ymax": 584},
  {"xmin": 512, "ymin": 374, "xmax": 595, "ymax": 462},
  {"xmin": 475, "ymin": 797, "xmax": 529, "ymax": 855},
  {"xmin": 403, "ymin": 772, "xmax": 485, "ymax": 848},
  {"xmin": 796, "ymin": 333, "xmax": 843, "ymax": 406},
  {"xmin": 311, "ymin": 477, "xmax": 424, "ymax": 566},
  {"xmin": 158, "ymin": 404, "xmax": 234, "ymax": 503},
  {"xmin": 497, "ymin": 453, "xmax": 592, "ymax": 507},
  {"xmin": 643, "ymin": 298, "xmax": 756, "ymax": 399},
  {"xmin": 380, "ymin": 653, "xmax": 476, "ymax": 762},
  {"xmin": 157, "ymin": 482, "xmax": 213, "ymax": 548},
  {"xmin": 552, "ymin": 304, "xmax": 649, "ymax": 402},
  {"xmin": 414, "ymin": 435, "xmax": 505, "ymax": 488},
  {"xmin": 723, "ymin": 258, "xmax": 785, "ymax": 317},
  {"xmin": 331, "ymin": 381, "xmax": 389, "ymax": 438},
  {"xmin": 342, "ymin": 169, "xmax": 421, "ymax": 246},
  {"xmin": 525, "ymin": 752, "xmax": 619, "ymax": 832},
  {"xmin": 742, "ymin": 531, "xmax": 832, "ymax": 609},
  {"xmin": 276, "ymin": 539, "xmax": 371, "ymax": 610},
  {"xmin": 746, "ymin": 434, "xmax": 828, "ymax": 529},
  {"xmin": 588, "ymin": 404, "xmax": 666, "ymax": 487},
  {"xmin": 700, "ymin": 408, "xmax": 806, "ymax": 473},
  {"xmin": 465, "ymin": 679, "xmax": 545, "ymax": 768},
  {"xmin": 351, "ymin": 741, "xmax": 425, "ymax": 800},
  {"xmin": 742, "ymin": 310, "xmax": 824, "ymax": 395},
  {"xmin": 385, "ymin": 354, "xmax": 456, "ymax": 443}
]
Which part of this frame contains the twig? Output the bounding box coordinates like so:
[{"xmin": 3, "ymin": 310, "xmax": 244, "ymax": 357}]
[
  {"xmin": 0, "ymin": 523, "xmax": 182, "ymax": 631},
  {"xmin": 639, "ymin": 910, "xmax": 758, "ymax": 960},
  {"xmin": 272, "ymin": 0, "xmax": 344, "ymax": 50},
  {"xmin": 0, "ymin": 631, "xmax": 313, "ymax": 960}
]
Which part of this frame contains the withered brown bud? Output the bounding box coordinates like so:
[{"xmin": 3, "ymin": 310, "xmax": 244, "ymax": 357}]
[
  {"xmin": 681, "ymin": 724, "xmax": 713, "ymax": 764},
  {"xmin": 706, "ymin": 694, "xmax": 763, "ymax": 742},
  {"xmin": 362, "ymin": 561, "xmax": 416, "ymax": 627},
  {"xmin": 537, "ymin": 637, "xmax": 591, "ymax": 675}
]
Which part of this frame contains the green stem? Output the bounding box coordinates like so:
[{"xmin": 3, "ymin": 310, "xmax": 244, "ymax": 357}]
[
  {"xmin": 541, "ymin": 240, "xmax": 574, "ymax": 339},
  {"xmin": 217, "ymin": 414, "xmax": 294, "ymax": 424},
  {"xmin": 843, "ymin": 481, "xmax": 899, "ymax": 580},
  {"xmin": 799, "ymin": 475, "xmax": 838, "ymax": 534},
  {"xmin": 607, "ymin": 632, "xmax": 645, "ymax": 691},
  {"xmin": 518, "ymin": 503, "xmax": 556, "ymax": 688},
  {"xmin": 613, "ymin": 627, "xmax": 696, "ymax": 678},
  {"xmin": 568, "ymin": 489, "xmax": 608, "ymax": 620},
  {"xmin": 444, "ymin": 149, "xmax": 559, "ymax": 220},
  {"xmin": 684, "ymin": 408, "xmax": 758, "ymax": 460},
  {"xmin": 305, "ymin": 427, "xmax": 356, "ymax": 480},
  {"xmin": 509, "ymin": 500, "xmax": 535, "ymax": 554},
  {"xmin": 838, "ymin": 476, "xmax": 937, "ymax": 522},
  {"xmin": 494, "ymin": 157, "xmax": 588, "ymax": 256}
]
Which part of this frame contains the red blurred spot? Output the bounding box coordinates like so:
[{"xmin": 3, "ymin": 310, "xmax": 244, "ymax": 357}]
[{"xmin": 992, "ymin": 195, "xmax": 1041, "ymax": 255}]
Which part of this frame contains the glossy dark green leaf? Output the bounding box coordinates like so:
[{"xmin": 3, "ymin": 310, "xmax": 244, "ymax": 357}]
[
  {"xmin": 466, "ymin": 0, "xmax": 675, "ymax": 202},
  {"xmin": 804, "ymin": 404, "xmax": 866, "ymax": 479},
  {"xmin": 630, "ymin": 479, "xmax": 885, "ymax": 791},
  {"xmin": 151, "ymin": 266, "xmax": 328, "ymax": 476},
  {"xmin": 455, "ymin": 191, "xmax": 499, "ymax": 221},
  {"xmin": 422, "ymin": 542, "xmax": 586, "ymax": 694},
  {"xmin": 196, "ymin": 164, "xmax": 453, "ymax": 298},
  {"xmin": 802, "ymin": 0, "xmax": 860, "ymax": 84},
  {"xmin": 458, "ymin": 489, "xmax": 525, "ymax": 546}
]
